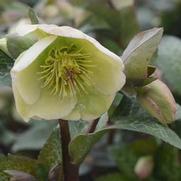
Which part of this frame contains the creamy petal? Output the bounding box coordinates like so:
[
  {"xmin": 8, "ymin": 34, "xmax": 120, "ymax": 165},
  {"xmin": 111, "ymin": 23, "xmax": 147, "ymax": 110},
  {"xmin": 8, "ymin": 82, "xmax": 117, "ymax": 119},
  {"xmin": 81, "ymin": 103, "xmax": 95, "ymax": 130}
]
[
  {"xmin": 12, "ymin": 83, "xmax": 30, "ymax": 122},
  {"xmin": 15, "ymin": 24, "xmax": 124, "ymax": 64},
  {"xmin": 28, "ymin": 89, "xmax": 77, "ymax": 120},
  {"xmin": 12, "ymin": 36, "xmax": 56, "ymax": 72},
  {"xmin": 91, "ymin": 56, "xmax": 126, "ymax": 95},
  {"xmin": 62, "ymin": 90, "xmax": 115, "ymax": 121},
  {"xmin": 76, "ymin": 90, "xmax": 115, "ymax": 121},
  {"xmin": 11, "ymin": 36, "xmax": 57, "ymax": 104},
  {"xmin": 62, "ymin": 107, "xmax": 81, "ymax": 121},
  {"xmin": 74, "ymin": 38, "xmax": 126, "ymax": 95},
  {"xmin": 13, "ymin": 83, "xmax": 77, "ymax": 121}
]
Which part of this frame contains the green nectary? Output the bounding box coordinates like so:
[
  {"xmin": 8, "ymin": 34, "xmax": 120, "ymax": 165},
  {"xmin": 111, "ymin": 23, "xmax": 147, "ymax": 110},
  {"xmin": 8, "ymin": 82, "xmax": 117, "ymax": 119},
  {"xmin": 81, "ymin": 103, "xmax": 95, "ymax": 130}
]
[{"xmin": 38, "ymin": 45, "xmax": 94, "ymax": 97}]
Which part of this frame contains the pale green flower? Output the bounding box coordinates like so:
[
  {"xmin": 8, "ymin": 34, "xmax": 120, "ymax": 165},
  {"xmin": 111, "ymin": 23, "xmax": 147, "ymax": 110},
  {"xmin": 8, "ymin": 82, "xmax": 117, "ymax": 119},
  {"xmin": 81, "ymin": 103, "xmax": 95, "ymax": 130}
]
[{"xmin": 10, "ymin": 24, "xmax": 125, "ymax": 121}]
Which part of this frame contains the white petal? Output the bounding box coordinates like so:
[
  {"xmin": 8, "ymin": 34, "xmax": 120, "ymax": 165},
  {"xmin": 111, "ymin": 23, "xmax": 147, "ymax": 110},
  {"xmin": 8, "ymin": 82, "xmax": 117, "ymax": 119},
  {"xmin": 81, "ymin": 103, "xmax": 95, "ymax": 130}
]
[
  {"xmin": 62, "ymin": 108, "xmax": 81, "ymax": 121},
  {"xmin": 74, "ymin": 38, "xmax": 126, "ymax": 95},
  {"xmin": 11, "ymin": 36, "xmax": 57, "ymax": 104},
  {"xmin": 12, "ymin": 36, "xmax": 56, "ymax": 72},
  {"xmin": 67, "ymin": 90, "xmax": 115, "ymax": 121},
  {"xmin": 13, "ymin": 24, "xmax": 38, "ymax": 36},
  {"xmin": 79, "ymin": 93, "xmax": 115, "ymax": 121},
  {"xmin": 91, "ymin": 55, "xmax": 126, "ymax": 95},
  {"xmin": 13, "ymin": 83, "xmax": 77, "ymax": 121},
  {"xmin": 15, "ymin": 24, "xmax": 124, "ymax": 65},
  {"xmin": 12, "ymin": 83, "xmax": 30, "ymax": 122},
  {"xmin": 62, "ymin": 91, "xmax": 115, "ymax": 121},
  {"xmin": 28, "ymin": 89, "xmax": 77, "ymax": 120}
]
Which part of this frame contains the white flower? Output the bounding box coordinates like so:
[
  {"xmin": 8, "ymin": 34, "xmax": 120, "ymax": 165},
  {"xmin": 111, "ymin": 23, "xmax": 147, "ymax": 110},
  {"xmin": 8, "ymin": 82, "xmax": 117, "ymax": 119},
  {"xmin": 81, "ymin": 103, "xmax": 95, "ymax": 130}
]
[{"xmin": 10, "ymin": 24, "xmax": 125, "ymax": 121}]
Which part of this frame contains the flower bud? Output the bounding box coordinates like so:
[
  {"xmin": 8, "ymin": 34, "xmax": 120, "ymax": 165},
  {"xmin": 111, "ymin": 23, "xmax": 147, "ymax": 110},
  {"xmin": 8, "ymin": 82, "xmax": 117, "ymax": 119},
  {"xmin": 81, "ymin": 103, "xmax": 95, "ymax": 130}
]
[
  {"xmin": 134, "ymin": 156, "xmax": 154, "ymax": 179},
  {"xmin": 137, "ymin": 80, "xmax": 176, "ymax": 124}
]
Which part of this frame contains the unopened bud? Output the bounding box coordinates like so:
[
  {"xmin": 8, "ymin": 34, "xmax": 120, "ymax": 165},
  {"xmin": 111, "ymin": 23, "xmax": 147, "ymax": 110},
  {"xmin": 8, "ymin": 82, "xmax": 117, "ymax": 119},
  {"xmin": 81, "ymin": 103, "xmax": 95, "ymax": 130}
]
[
  {"xmin": 134, "ymin": 156, "xmax": 154, "ymax": 179},
  {"xmin": 137, "ymin": 80, "xmax": 176, "ymax": 124}
]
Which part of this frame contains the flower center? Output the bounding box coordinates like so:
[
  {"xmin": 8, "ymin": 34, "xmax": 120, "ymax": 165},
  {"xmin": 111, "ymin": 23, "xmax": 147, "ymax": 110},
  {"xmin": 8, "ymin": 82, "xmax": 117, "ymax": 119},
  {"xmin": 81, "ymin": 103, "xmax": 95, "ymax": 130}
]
[{"xmin": 38, "ymin": 45, "xmax": 94, "ymax": 97}]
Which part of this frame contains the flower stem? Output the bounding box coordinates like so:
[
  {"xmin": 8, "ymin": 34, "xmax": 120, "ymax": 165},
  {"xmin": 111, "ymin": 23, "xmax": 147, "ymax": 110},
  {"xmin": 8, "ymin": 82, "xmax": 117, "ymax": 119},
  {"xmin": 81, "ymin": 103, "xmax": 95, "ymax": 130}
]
[
  {"xmin": 86, "ymin": 118, "xmax": 99, "ymax": 133},
  {"xmin": 58, "ymin": 119, "xmax": 79, "ymax": 181}
]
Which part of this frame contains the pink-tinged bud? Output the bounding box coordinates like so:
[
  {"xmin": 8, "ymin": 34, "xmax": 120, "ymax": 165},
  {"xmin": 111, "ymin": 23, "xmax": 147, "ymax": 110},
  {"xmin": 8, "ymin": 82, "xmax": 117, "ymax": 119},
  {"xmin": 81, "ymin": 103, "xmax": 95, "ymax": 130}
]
[
  {"xmin": 137, "ymin": 79, "xmax": 176, "ymax": 124},
  {"xmin": 134, "ymin": 156, "xmax": 154, "ymax": 179}
]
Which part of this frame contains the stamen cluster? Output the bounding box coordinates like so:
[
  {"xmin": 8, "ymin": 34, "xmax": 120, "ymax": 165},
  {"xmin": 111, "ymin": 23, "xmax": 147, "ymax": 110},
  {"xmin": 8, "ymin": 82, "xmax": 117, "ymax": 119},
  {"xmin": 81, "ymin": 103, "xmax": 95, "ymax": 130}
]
[{"xmin": 39, "ymin": 45, "xmax": 94, "ymax": 97}]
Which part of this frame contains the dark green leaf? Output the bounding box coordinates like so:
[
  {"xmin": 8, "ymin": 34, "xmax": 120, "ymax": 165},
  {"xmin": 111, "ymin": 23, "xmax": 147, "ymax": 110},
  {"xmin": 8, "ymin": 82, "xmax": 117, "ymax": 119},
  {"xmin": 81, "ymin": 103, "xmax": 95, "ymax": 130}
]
[
  {"xmin": 69, "ymin": 131, "xmax": 104, "ymax": 164},
  {"xmin": 4, "ymin": 170, "xmax": 38, "ymax": 181},
  {"xmin": 112, "ymin": 112, "xmax": 181, "ymax": 150},
  {"xmin": 69, "ymin": 114, "xmax": 108, "ymax": 164},
  {"xmin": 38, "ymin": 128, "xmax": 62, "ymax": 170},
  {"xmin": 0, "ymin": 154, "xmax": 38, "ymax": 176},
  {"xmin": 69, "ymin": 102, "xmax": 181, "ymax": 164}
]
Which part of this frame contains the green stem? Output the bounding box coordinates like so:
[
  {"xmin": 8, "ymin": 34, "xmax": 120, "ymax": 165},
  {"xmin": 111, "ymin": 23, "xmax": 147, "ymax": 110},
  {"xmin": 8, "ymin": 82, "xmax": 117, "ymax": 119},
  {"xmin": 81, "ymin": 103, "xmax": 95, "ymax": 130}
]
[{"xmin": 59, "ymin": 119, "xmax": 79, "ymax": 181}]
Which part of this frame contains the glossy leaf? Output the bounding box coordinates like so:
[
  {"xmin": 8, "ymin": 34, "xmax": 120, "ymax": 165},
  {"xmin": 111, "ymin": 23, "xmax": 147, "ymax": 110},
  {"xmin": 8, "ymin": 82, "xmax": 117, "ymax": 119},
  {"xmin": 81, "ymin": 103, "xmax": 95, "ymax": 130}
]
[
  {"xmin": 38, "ymin": 128, "xmax": 62, "ymax": 170},
  {"xmin": 69, "ymin": 102, "xmax": 181, "ymax": 164},
  {"xmin": 0, "ymin": 154, "xmax": 38, "ymax": 176}
]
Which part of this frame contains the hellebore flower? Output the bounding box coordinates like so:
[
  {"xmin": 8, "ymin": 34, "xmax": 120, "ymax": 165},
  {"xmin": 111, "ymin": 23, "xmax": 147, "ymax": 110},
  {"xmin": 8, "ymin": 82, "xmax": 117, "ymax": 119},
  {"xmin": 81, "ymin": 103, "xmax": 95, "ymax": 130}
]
[{"xmin": 10, "ymin": 24, "xmax": 125, "ymax": 121}]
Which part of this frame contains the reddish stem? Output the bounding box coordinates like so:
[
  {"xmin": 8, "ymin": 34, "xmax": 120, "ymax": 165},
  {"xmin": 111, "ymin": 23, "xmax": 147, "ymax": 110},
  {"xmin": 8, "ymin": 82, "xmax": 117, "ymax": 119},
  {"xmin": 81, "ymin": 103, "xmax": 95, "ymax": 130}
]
[
  {"xmin": 86, "ymin": 118, "xmax": 99, "ymax": 133},
  {"xmin": 59, "ymin": 119, "xmax": 79, "ymax": 181}
]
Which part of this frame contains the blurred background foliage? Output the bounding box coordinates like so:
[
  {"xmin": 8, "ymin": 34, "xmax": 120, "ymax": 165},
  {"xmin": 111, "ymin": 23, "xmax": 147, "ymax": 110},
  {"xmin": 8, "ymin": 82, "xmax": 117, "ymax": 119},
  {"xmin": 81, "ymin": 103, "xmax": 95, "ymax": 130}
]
[{"xmin": 1, "ymin": 0, "xmax": 181, "ymax": 180}]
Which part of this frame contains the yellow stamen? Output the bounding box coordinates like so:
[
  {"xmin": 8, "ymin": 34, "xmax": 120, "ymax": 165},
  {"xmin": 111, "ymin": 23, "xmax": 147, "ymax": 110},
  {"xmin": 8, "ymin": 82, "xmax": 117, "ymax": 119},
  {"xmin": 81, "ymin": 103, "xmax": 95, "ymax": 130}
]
[{"xmin": 39, "ymin": 45, "xmax": 93, "ymax": 97}]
